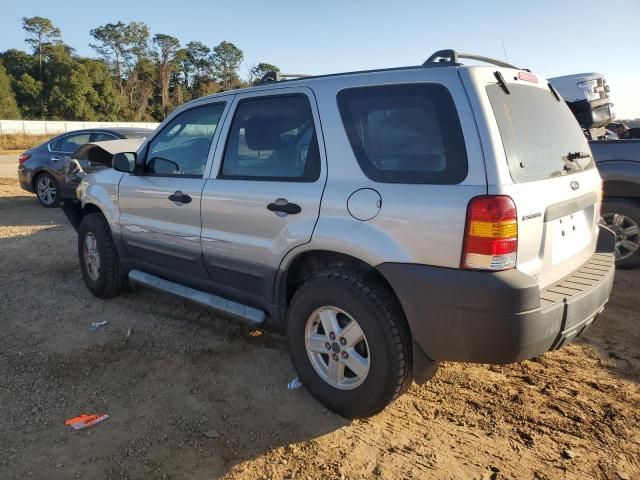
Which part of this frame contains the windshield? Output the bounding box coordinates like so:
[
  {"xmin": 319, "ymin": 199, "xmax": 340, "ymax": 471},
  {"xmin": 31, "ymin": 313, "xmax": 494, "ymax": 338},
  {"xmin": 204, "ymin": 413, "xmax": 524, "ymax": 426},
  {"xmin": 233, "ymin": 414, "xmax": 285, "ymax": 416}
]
[{"xmin": 487, "ymin": 83, "xmax": 594, "ymax": 183}]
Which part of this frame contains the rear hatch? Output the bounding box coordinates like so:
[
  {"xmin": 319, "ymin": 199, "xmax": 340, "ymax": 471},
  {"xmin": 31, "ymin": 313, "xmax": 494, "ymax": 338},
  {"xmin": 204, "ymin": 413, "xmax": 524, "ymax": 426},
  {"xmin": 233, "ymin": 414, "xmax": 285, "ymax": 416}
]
[{"xmin": 463, "ymin": 68, "xmax": 602, "ymax": 288}]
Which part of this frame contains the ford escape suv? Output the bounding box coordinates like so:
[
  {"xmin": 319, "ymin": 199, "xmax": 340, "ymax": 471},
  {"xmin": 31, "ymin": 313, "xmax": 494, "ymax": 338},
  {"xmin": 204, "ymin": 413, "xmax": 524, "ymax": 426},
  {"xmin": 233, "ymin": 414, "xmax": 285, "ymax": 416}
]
[{"xmin": 62, "ymin": 50, "xmax": 616, "ymax": 418}]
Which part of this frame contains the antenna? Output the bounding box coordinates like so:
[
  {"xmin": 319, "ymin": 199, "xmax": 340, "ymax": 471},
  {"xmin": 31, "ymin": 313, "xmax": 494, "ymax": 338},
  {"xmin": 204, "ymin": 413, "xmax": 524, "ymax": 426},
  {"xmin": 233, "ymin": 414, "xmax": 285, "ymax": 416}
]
[{"xmin": 501, "ymin": 38, "xmax": 509, "ymax": 63}]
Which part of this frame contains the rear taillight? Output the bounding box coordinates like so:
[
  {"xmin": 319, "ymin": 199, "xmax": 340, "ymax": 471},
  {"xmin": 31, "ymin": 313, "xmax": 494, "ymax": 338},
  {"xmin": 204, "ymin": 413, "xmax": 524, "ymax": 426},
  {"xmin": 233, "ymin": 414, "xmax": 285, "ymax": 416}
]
[
  {"xmin": 18, "ymin": 153, "xmax": 31, "ymax": 165},
  {"xmin": 462, "ymin": 195, "xmax": 518, "ymax": 271}
]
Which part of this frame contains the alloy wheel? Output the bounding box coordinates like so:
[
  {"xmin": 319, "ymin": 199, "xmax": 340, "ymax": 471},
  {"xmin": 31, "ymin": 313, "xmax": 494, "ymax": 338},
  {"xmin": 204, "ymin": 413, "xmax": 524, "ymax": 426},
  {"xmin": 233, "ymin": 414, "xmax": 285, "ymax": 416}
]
[
  {"xmin": 36, "ymin": 175, "xmax": 56, "ymax": 206},
  {"xmin": 304, "ymin": 306, "xmax": 370, "ymax": 390},
  {"xmin": 83, "ymin": 233, "xmax": 101, "ymax": 281},
  {"xmin": 602, "ymin": 212, "xmax": 640, "ymax": 260}
]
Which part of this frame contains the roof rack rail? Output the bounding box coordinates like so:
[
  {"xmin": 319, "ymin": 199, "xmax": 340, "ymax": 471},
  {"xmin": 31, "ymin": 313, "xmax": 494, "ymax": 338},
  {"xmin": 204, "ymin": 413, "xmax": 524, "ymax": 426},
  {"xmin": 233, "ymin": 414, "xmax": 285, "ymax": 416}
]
[
  {"xmin": 259, "ymin": 71, "xmax": 309, "ymax": 84},
  {"xmin": 423, "ymin": 49, "xmax": 519, "ymax": 69}
]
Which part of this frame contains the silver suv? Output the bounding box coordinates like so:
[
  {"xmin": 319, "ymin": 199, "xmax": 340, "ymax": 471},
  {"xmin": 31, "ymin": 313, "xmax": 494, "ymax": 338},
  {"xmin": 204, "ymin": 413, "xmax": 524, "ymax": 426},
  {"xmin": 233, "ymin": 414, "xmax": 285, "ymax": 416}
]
[{"xmin": 63, "ymin": 50, "xmax": 616, "ymax": 418}]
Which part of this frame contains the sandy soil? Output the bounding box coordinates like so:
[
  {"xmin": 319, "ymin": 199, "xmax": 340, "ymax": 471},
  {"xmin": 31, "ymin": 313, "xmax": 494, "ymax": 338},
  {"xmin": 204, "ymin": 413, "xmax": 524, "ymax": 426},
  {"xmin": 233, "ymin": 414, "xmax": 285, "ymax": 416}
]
[
  {"xmin": 0, "ymin": 154, "xmax": 19, "ymax": 180},
  {"xmin": 0, "ymin": 177, "xmax": 638, "ymax": 480}
]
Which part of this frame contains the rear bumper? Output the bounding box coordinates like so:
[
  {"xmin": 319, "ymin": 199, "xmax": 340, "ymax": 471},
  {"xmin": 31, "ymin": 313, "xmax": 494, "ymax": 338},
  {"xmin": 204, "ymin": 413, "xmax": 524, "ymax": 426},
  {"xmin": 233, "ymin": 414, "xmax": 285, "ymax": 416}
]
[
  {"xmin": 378, "ymin": 226, "xmax": 616, "ymax": 364},
  {"xmin": 18, "ymin": 167, "xmax": 34, "ymax": 193}
]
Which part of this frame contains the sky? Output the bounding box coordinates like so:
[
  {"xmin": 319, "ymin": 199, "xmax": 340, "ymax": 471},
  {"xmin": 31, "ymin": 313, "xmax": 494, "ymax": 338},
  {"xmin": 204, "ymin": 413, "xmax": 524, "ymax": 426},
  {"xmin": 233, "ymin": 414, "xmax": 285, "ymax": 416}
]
[{"xmin": 2, "ymin": 0, "xmax": 639, "ymax": 118}]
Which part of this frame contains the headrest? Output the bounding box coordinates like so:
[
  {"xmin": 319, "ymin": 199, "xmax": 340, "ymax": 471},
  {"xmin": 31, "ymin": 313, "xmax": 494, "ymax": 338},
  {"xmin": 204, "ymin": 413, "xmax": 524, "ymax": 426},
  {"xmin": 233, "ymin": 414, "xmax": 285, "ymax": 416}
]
[
  {"xmin": 244, "ymin": 115, "xmax": 283, "ymax": 151},
  {"xmin": 243, "ymin": 111, "xmax": 307, "ymax": 151}
]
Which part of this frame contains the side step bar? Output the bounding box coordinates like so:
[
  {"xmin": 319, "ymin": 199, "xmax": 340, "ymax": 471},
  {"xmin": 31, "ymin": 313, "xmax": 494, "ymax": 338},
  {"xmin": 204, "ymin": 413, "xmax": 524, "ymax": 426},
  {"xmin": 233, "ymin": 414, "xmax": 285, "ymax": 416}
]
[{"xmin": 128, "ymin": 270, "xmax": 265, "ymax": 325}]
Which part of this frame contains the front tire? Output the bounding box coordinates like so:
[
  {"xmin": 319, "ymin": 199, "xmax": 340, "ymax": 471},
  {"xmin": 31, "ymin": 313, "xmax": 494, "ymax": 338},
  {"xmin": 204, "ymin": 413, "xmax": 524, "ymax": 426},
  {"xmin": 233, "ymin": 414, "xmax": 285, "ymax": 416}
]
[
  {"xmin": 35, "ymin": 172, "xmax": 61, "ymax": 208},
  {"xmin": 602, "ymin": 199, "xmax": 640, "ymax": 269},
  {"xmin": 78, "ymin": 213, "xmax": 127, "ymax": 298},
  {"xmin": 287, "ymin": 270, "xmax": 414, "ymax": 418}
]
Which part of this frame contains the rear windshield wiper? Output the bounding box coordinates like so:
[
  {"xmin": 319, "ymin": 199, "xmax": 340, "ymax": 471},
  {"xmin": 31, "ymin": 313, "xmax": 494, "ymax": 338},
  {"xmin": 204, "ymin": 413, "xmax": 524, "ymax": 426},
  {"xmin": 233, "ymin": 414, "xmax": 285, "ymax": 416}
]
[
  {"xmin": 566, "ymin": 151, "xmax": 591, "ymax": 161},
  {"xmin": 493, "ymin": 71, "xmax": 510, "ymax": 94},
  {"xmin": 560, "ymin": 151, "xmax": 592, "ymax": 174}
]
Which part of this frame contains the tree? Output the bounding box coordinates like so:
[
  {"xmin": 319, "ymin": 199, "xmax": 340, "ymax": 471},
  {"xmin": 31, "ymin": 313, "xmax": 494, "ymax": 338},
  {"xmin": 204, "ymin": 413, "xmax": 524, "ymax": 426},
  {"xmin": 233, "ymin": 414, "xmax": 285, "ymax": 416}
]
[
  {"xmin": 185, "ymin": 41, "xmax": 212, "ymax": 88},
  {"xmin": 14, "ymin": 72, "xmax": 43, "ymax": 118},
  {"xmin": 0, "ymin": 64, "xmax": 20, "ymax": 118},
  {"xmin": 151, "ymin": 34, "xmax": 180, "ymax": 117},
  {"xmin": 90, "ymin": 21, "xmax": 149, "ymax": 93},
  {"xmin": 211, "ymin": 41, "xmax": 243, "ymax": 91},
  {"xmin": 22, "ymin": 16, "xmax": 61, "ymax": 81},
  {"xmin": 0, "ymin": 49, "xmax": 37, "ymax": 81},
  {"xmin": 174, "ymin": 48, "xmax": 193, "ymax": 89},
  {"xmin": 249, "ymin": 62, "xmax": 280, "ymax": 85}
]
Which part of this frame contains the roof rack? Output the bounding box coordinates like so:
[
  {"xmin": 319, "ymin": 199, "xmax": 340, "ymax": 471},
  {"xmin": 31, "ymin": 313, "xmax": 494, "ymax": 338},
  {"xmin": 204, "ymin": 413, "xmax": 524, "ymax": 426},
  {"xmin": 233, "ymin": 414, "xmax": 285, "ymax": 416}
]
[
  {"xmin": 423, "ymin": 49, "xmax": 519, "ymax": 69},
  {"xmin": 254, "ymin": 50, "xmax": 519, "ymax": 86},
  {"xmin": 259, "ymin": 72, "xmax": 309, "ymax": 84}
]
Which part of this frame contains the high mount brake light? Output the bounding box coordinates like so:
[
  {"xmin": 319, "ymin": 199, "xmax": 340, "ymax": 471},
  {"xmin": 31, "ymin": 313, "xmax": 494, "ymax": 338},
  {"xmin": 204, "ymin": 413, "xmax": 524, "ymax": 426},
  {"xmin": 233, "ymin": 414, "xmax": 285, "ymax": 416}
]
[
  {"xmin": 462, "ymin": 195, "xmax": 518, "ymax": 271},
  {"xmin": 517, "ymin": 71, "xmax": 538, "ymax": 83}
]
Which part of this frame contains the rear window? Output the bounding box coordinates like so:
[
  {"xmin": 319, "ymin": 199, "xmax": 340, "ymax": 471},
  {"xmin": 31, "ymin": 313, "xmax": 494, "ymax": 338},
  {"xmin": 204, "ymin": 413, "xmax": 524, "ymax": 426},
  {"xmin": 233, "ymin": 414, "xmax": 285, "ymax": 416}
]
[
  {"xmin": 487, "ymin": 83, "xmax": 594, "ymax": 183},
  {"xmin": 123, "ymin": 132, "xmax": 151, "ymax": 139},
  {"xmin": 337, "ymin": 83, "xmax": 468, "ymax": 184}
]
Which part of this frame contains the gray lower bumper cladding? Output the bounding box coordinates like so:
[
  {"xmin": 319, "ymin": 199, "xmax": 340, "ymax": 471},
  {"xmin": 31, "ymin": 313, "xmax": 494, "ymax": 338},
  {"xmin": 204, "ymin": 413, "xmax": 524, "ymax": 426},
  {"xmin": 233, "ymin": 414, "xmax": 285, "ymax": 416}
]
[{"xmin": 379, "ymin": 226, "xmax": 616, "ymax": 365}]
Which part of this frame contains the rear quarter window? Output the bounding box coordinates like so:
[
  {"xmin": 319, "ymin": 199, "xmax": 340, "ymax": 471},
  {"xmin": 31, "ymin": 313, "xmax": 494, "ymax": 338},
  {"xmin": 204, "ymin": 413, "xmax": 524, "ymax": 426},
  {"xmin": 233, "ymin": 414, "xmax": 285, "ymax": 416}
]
[{"xmin": 337, "ymin": 83, "xmax": 468, "ymax": 184}]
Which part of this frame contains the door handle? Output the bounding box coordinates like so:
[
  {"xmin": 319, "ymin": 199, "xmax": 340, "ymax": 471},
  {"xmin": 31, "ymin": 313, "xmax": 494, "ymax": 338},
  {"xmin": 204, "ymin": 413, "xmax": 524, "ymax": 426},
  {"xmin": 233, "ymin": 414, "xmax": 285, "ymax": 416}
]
[
  {"xmin": 51, "ymin": 156, "xmax": 61, "ymax": 162},
  {"xmin": 168, "ymin": 191, "xmax": 192, "ymax": 204},
  {"xmin": 267, "ymin": 199, "xmax": 301, "ymax": 215}
]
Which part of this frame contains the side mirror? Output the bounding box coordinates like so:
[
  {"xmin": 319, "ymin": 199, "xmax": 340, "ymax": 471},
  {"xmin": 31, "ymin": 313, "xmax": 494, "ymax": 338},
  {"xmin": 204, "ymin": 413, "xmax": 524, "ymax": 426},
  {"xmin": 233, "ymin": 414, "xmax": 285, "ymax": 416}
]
[{"xmin": 113, "ymin": 152, "xmax": 136, "ymax": 173}]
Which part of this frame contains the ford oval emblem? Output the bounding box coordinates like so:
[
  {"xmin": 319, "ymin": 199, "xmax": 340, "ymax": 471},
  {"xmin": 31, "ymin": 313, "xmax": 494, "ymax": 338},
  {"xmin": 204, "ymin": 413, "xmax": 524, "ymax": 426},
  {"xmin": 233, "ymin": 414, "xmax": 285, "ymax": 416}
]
[{"xmin": 570, "ymin": 181, "xmax": 580, "ymax": 191}]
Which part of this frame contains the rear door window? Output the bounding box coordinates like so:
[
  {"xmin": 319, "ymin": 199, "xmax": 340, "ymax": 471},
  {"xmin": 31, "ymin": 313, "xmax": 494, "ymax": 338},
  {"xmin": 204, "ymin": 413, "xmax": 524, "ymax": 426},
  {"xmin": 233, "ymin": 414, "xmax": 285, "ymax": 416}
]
[
  {"xmin": 220, "ymin": 94, "xmax": 320, "ymax": 182},
  {"xmin": 486, "ymin": 83, "xmax": 594, "ymax": 183},
  {"xmin": 337, "ymin": 83, "xmax": 468, "ymax": 184},
  {"xmin": 51, "ymin": 133, "xmax": 91, "ymax": 153}
]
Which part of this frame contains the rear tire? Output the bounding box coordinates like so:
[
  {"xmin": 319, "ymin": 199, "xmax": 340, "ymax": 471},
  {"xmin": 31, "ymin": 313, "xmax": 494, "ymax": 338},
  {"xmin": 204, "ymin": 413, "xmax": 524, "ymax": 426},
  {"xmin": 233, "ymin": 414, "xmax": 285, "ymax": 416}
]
[
  {"xmin": 602, "ymin": 199, "xmax": 640, "ymax": 269},
  {"xmin": 35, "ymin": 172, "xmax": 61, "ymax": 208},
  {"xmin": 287, "ymin": 270, "xmax": 414, "ymax": 418},
  {"xmin": 78, "ymin": 213, "xmax": 127, "ymax": 298}
]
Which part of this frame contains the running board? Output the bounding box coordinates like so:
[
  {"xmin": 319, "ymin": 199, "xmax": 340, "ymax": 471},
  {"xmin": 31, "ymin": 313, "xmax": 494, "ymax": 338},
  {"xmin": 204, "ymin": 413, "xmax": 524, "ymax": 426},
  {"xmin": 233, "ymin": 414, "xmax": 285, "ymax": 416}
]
[{"xmin": 128, "ymin": 270, "xmax": 265, "ymax": 325}]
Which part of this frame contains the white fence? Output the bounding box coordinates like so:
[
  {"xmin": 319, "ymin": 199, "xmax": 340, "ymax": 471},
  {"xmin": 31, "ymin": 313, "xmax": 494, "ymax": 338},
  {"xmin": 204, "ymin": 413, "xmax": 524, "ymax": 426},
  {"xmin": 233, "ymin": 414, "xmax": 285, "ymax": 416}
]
[{"xmin": 0, "ymin": 120, "xmax": 160, "ymax": 135}]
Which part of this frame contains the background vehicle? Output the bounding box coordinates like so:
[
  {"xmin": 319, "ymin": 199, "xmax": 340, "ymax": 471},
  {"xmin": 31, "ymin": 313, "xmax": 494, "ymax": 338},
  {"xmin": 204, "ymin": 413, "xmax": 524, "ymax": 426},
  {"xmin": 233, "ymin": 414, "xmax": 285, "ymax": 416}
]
[
  {"xmin": 550, "ymin": 73, "xmax": 640, "ymax": 267},
  {"xmin": 17, "ymin": 128, "xmax": 153, "ymax": 207},
  {"xmin": 62, "ymin": 50, "xmax": 615, "ymax": 418},
  {"xmin": 548, "ymin": 73, "xmax": 613, "ymax": 140},
  {"xmin": 64, "ymin": 138, "xmax": 147, "ymax": 195},
  {"xmin": 590, "ymin": 139, "xmax": 640, "ymax": 268}
]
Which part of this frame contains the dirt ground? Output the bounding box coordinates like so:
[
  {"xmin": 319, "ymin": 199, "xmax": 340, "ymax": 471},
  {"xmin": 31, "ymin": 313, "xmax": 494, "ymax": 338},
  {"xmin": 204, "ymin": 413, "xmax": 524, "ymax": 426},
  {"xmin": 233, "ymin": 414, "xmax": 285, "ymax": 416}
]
[{"xmin": 1, "ymin": 176, "xmax": 639, "ymax": 480}]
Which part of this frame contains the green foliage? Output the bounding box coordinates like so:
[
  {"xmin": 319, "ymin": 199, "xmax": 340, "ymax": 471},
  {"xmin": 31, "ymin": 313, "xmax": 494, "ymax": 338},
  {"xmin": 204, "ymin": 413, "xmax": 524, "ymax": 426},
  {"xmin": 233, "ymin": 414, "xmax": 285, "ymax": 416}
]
[
  {"xmin": 22, "ymin": 16, "xmax": 61, "ymax": 51},
  {"xmin": 4, "ymin": 16, "xmax": 256, "ymax": 121},
  {"xmin": 152, "ymin": 34, "xmax": 181, "ymax": 117},
  {"xmin": 14, "ymin": 73, "xmax": 44, "ymax": 118},
  {"xmin": 0, "ymin": 64, "xmax": 20, "ymax": 118},
  {"xmin": 185, "ymin": 41, "xmax": 212, "ymax": 88},
  {"xmin": 22, "ymin": 16, "xmax": 61, "ymax": 81},
  {"xmin": 250, "ymin": 62, "xmax": 280, "ymax": 85},
  {"xmin": 1, "ymin": 49, "xmax": 37, "ymax": 79},
  {"xmin": 90, "ymin": 21, "xmax": 150, "ymax": 91},
  {"xmin": 211, "ymin": 41, "xmax": 244, "ymax": 90}
]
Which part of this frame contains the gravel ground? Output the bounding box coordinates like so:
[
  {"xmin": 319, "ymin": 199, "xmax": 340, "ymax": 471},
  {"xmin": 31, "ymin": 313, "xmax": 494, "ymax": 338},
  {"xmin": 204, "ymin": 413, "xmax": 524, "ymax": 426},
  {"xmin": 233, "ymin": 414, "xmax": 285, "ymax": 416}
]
[
  {"xmin": 0, "ymin": 177, "xmax": 639, "ymax": 480},
  {"xmin": 0, "ymin": 154, "xmax": 19, "ymax": 180}
]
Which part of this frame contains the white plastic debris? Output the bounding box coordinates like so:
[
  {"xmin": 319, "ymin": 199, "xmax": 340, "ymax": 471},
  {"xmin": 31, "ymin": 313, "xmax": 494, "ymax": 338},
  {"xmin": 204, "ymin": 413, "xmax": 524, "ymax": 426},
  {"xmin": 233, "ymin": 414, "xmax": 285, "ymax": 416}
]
[
  {"xmin": 287, "ymin": 377, "xmax": 303, "ymax": 390},
  {"xmin": 90, "ymin": 321, "xmax": 108, "ymax": 331}
]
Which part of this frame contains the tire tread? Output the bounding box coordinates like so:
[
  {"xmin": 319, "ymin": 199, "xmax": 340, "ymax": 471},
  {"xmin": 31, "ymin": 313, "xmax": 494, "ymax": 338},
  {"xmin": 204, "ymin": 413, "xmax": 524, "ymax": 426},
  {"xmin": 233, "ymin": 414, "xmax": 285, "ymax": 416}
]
[
  {"xmin": 78, "ymin": 213, "xmax": 126, "ymax": 298},
  {"xmin": 289, "ymin": 269, "xmax": 413, "ymax": 417}
]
